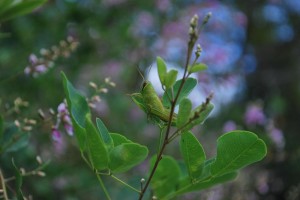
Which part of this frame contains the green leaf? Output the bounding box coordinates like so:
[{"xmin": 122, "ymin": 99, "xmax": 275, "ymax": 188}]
[
  {"xmin": 12, "ymin": 159, "xmax": 25, "ymax": 200},
  {"xmin": 110, "ymin": 133, "xmax": 133, "ymax": 146},
  {"xmin": 0, "ymin": 0, "xmax": 47, "ymax": 22},
  {"xmin": 150, "ymin": 155, "xmax": 181, "ymax": 198},
  {"xmin": 188, "ymin": 63, "xmax": 208, "ymax": 74},
  {"xmin": 164, "ymin": 69, "xmax": 178, "ymax": 89},
  {"xmin": 183, "ymin": 103, "xmax": 214, "ymax": 131},
  {"xmin": 62, "ymin": 72, "xmax": 90, "ymax": 150},
  {"xmin": 175, "ymin": 171, "xmax": 238, "ymax": 195},
  {"xmin": 109, "ymin": 143, "xmax": 148, "ymax": 173},
  {"xmin": 177, "ymin": 98, "xmax": 192, "ymax": 128},
  {"xmin": 0, "ymin": 124, "xmax": 29, "ymax": 153},
  {"xmin": 85, "ymin": 115, "xmax": 109, "ymax": 170},
  {"xmin": 96, "ymin": 118, "xmax": 113, "ymax": 151},
  {"xmin": 162, "ymin": 78, "xmax": 197, "ymax": 109},
  {"xmin": 156, "ymin": 56, "xmax": 167, "ymax": 85},
  {"xmin": 180, "ymin": 131, "xmax": 206, "ymax": 183},
  {"xmin": 211, "ymin": 131, "xmax": 267, "ymax": 177}
]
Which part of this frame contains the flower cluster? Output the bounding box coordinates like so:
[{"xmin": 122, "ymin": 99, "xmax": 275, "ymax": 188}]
[
  {"xmin": 24, "ymin": 36, "xmax": 79, "ymax": 77},
  {"xmin": 51, "ymin": 102, "xmax": 73, "ymax": 142}
]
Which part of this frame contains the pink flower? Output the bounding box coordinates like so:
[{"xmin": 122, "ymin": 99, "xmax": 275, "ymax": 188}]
[
  {"xmin": 64, "ymin": 123, "xmax": 73, "ymax": 136},
  {"xmin": 223, "ymin": 120, "xmax": 237, "ymax": 132},
  {"xmin": 244, "ymin": 104, "xmax": 266, "ymax": 126},
  {"xmin": 51, "ymin": 127, "xmax": 62, "ymax": 143}
]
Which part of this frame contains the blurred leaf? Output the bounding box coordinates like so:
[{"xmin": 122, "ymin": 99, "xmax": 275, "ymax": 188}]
[
  {"xmin": 0, "ymin": 115, "xmax": 3, "ymax": 139},
  {"xmin": 177, "ymin": 98, "xmax": 192, "ymax": 128},
  {"xmin": 0, "ymin": 124, "xmax": 29, "ymax": 153},
  {"xmin": 109, "ymin": 143, "xmax": 148, "ymax": 173},
  {"xmin": 85, "ymin": 115, "xmax": 109, "ymax": 170},
  {"xmin": 183, "ymin": 103, "xmax": 214, "ymax": 131},
  {"xmin": 164, "ymin": 69, "xmax": 178, "ymax": 89},
  {"xmin": 62, "ymin": 72, "xmax": 90, "ymax": 150},
  {"xmin": 12, "ymin": 159, "xmax": 25, "ymax": 200},
  {"xmin": 211, "ymin": 131, "xmax": 267, "ymax": 177},
  {"xmin": 110, "ymin": 133, "xmax": 133, "ymax": 146},
  {"xmin": 162, "ymin": 78, "xmax": 197, "ymax": 109},
  {"xmin": 0, "ymin": 0, "xmax": 47, "ymax": 22},
  {"xmin": 96, "ymin": 118, "xmax": 113, "ymax": 151},
  {"xmin": 156, "ymin": 56, "xmax": 167, "ymax": 85},
  {"xmin": 150, "ymin": 155, "xmax": 181, "ymax": 198},
  {"xmin": 188, "ymin": 63, "xmax": 208, "ymax": 74},
  {"xmin": 180, "ymin": 131, "xmax": 206, "ymax": 182}
]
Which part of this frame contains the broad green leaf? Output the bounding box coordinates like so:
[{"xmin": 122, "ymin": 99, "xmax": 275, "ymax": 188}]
[
  {"xmin": 150, "ymin": 155, "xmax": 181, "ymax": 198},
  {"xmin": 62, "ymin": 72, "xmax": 90, "ymax": 150},
  {"xmin": 174, "ymin": 171, "xmax": 238, "ymax": 196},
  {"xmin": 12, "ymin": 159, "xmax": 25, "ymax": 200},
  {"xmin": 211, "ymin": 131, "xmax": 267, "ymax": 177},
  {"xmin": 180, "ymin": 131, "xmax": 206, "ymax": 182},
  {"xmin": 85, "ymin": 115, "xmax": 108, "ymax": 170},
  {"xmin": 164, "ymin": 69, "xmax": 178, "ymax": 89},
  {"xmin": 157, "ymin": 56, "xmax": 167, "ymax": 85},
  {"xmin": 188, "ymin": 63, "xmax": 208, "ymax": 74},
  {"xmin": 183, "ymin": 103, "xmax": 214, "ymax": 131},
  {"xmin": 0, "ymin": 124, "xmax": 29, "ymax": 153},
  {"xmin": 177, "ymin": 98, "xmax": 192, "ymax": 128},
  {"xmin": 0, "ymin": 0, "xmax": 47, "ymax": 22},
  {"xmin": 109, "ymin": 143, "xmax": 148, "ymax": 173},
  {"xmin": 96, "ymin": 118, "xmax": 113, "ymax": 151},
  {"xmin": 110, "ymin": 133, "xmax": 133, "ymax": 146},
  {"xmin": 162, "ymin": 78, "xmax": 197, "ymax": 109}
]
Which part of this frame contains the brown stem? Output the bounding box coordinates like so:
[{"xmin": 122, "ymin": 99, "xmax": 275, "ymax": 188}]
[{"xmin": 138, "ymin": 34, "xmax": 197, "ymax": 200}]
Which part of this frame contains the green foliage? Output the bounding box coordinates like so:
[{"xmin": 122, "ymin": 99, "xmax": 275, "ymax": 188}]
[
  {"xmin": 96, "ymin": 118, "xmax": 114, "ymax": 151},
  {"xmin": 0, "ymin": 123, "xmax": 29, "ymax": 154},
  {"xmin": 60, "ymin": 14, "xmax": 267, "ymax": 200},
  {"xmin": 0, "ymin": 115, "xmax": 3, "ymax": 139},
  {"xmin": 150, "ymin": 155, "xmax": 181, "ymax": 198},
  {"xmin": 162, "ymin": 78, "xmax": 197, "ymax": 108},
  {"xmin": 62, "ymin": 72, "xmax": 90, "ymax": 150},
  {"xmin": 12, "ymin": 159, "xmax": 25, "ymax": 200},
  {"xmin": 180, "ymin": 131, "xmax": 206, "ymax": 183},
  {"xmin": 156, "ymin": 56, "xmax": 167, "ymax": 86},
  {"xmin": 0, "ymin": 0, "xmax": 47, "ymax": 22},
  {"xmin": 109, "ymin": 142, "xmax": 148, "ymax": 173},
  {"xmin": 85, "ymin": 115, "xmax": 109, "ymax": 170},
  {"xmin": 177, "ymin": 98, "xmax": 192, "ymax": 128},
  {"xmin": 188, "ymin": 63, "xmax": 208, "ymax": 74},
  {"xmin": 211, "ymin": 130, "xmax": 267, "ymax": 177}
]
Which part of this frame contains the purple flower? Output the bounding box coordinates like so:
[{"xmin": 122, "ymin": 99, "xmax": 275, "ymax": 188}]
[
  {"xmin": 58, "ymin": 102, "xmax": 67, "ymax": 113},
  {"xmin": 64, "ymin": 123, "xmax": 74, "ymax": 136},
  {"xmin": 244, "ymin": 104, "xmax": 266, "ymax": 126},
  {"xmin": 223, "ymin": 120, "xmax": 237, "ymax": 132},
  {"xmin": 29, "ymin": 54, "xmax": 38, "ymax": 65},
  {"xmin": 35, "ymin": 64, "xmax": 47, "ymax": 73},
  {"xmin": 269, "ymin": 127, "xmax": 285, "ymax": 149},
  {"xmin": 51, "ymin": 127, "xmax": 62, "ymax": 143}
]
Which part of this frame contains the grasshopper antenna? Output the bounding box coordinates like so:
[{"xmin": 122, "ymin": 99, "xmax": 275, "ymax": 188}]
[{"xmin": 136, "ymin": 65, "xmax": 145, "ymax": 82}]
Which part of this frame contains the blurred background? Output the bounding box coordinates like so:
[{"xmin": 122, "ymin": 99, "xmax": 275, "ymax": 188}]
[{"xmin": 0, "ymin": 0, "xmax": 300, "ymax": 199}]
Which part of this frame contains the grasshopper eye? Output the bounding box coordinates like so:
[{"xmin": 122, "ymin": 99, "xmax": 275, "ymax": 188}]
[{"xmin": 142, "ymin": 81, "xmax": 148, "ymax": 90}]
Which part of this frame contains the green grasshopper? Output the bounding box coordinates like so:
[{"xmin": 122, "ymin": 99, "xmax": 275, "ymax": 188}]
[{"xmin": 130, "ymin": 81, "xmax": 177, "ymax": 126}]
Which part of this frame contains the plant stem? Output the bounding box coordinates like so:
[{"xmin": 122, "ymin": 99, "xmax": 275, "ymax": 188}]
[
  {"xmin": 96, "ymin": 173, "xmax": 111, "ymax": 200},
  {"xmin": 0, "ymin": 169, "xmax": 9, "ymax": 200},
  {"xmin": 110, "ymin": 174, "xmax": 140, "ymax": 193},
  {"xmin": 138, "ymin": 26, "xmax": 197, "ymax": 200}
]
